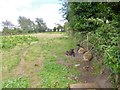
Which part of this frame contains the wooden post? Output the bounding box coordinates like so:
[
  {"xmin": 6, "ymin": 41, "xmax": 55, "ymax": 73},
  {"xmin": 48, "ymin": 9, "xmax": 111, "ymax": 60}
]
[{"xmin": 87, "ymin": 32, "xmax": 89, "ymax": 51}]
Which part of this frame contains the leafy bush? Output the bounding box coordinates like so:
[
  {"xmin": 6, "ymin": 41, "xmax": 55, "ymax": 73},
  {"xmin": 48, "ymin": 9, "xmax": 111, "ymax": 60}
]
[{"xmin": 95, "ymin": 21, "xmax": 119, "ymax": 74}]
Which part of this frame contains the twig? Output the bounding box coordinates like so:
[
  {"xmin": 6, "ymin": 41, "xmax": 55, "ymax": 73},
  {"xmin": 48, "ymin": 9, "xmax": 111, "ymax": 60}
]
[{"xmin": 104, "ymin": 50, "xmax": 113, "ymax": 60}]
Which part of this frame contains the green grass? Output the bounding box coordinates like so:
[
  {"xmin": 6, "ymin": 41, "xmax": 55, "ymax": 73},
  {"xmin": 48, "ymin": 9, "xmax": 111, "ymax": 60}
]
[
  {"xmin": 24, "ymin": 43, "xmax": 42, "ymax": 61},
  {"xmin": 38, "ymin": 37, "xmax": 79, "ymax": 88},
  {"xmin": 3, "ymin": 77, "xmax": 29, "ymax": 88},
  {"xmin": 40, "ymin": 63, "xmax": 76, "ymax": 88},
  {"xmin": 2, "ymin": 35, "xmax": 39, "ymax": 73},
  {"xmin": 2, "ymin": 33, "xmax": 80, "ymax": 88},
  {"xmin": 2, "ymin": 46, "xmax": 22, "ymax": 72}
]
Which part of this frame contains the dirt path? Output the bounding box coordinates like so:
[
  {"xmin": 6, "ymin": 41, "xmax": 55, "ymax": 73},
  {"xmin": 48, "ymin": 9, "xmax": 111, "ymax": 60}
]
[
  {"xmin": 11, "ymin": 46, "xmax": 28, "ymax": 77},
  {"xmin": 28, "ymin": 54, "xmax": 43, "ymax": 88},
  {"xmin": 10, "ymin": 44, "xmax": 43, "ymax": 88},
  {"xmin": 76, "ymin": 60, "xmax": 113, "ymax": 88}
]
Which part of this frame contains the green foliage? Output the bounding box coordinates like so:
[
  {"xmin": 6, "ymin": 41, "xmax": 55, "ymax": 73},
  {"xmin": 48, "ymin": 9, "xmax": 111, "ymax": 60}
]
[
  {"xmin": 61, "ymin": 1, "xmax": 120, "ymax": 82},
  {"xmin": 66, "ymin": 2, "xmax": 101, "ymax": 31},
  {"xmin": 18, "ymin": 16, "xmax": 36, "ymax": 33},
  {"xmin": 62, "ymin": 2, "xmax": 119, "ymax": 32},
  {"xmin": 104, "ymin": 46, "xmax": 119, "ymax": 73},
  {"xmin": 2, "ymin": 27, "xmax": 11, "ymax": 35},
  {"xmin": 35, "ymin": 18, "xmax": 47, "ymax": 32},
  {"xmin": 95, "ymin": 22, "xmax": 119, "ymax": 74},
  {"xmin": 3, "ymin": 77, "xmax": 29, "ymax": 88},
  {"xmin": 2, "ymin": 35, "xmax": 39, "ymax": 49}
]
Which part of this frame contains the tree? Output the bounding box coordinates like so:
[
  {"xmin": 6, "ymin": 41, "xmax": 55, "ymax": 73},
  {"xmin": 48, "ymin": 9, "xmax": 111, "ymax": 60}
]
[
  {"xmin": 2, "ymin": 27, "xmax": 10, "ymax": 35},
  {"xmin": 2, "ymin": 20, "xmax": 14, "ymax": 29},
  {"xmin": 56, "ymin": 24, "xmax": 63, "ymax": 31},
  {"xmin": 18, "ymin": 16, "xmax": 35, "ymax": 33},
  {"xmin": 59, "ymin": 0, "xmax": 69, "ymax": 19},
  {"xmin": 2, "ymin": 20, "xmax": 15, "ymax": 35},
  {"xmin": 35, "ymin": 18, "xmax": 47, "ymax": 32},
  {"xmin": 2, "ymin": 16, "xmax": 48, "ymax": 35},
  {"xmin": 53, "ymin": 27, "xmax": 56, "ymax": 32}
]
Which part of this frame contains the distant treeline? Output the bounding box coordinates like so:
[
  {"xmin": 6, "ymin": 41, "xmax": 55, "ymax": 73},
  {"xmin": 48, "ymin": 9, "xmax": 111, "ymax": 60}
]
[{"xmin": 1, "ymin": 16, "xmax": 64, "ymax": 35}]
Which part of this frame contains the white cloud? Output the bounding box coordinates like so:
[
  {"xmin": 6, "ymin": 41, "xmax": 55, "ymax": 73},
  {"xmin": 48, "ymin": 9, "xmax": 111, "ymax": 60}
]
[
  {"xmin": 36, "ymin": 4, "xmax": 64, "ymax": 28},
  {"xmin": 0, "ymin": 0, "xmax": 64, "ymax": 31},
  {"xmin": 0, "ymin": 0, "xmax": 33, "ymax": 31}
]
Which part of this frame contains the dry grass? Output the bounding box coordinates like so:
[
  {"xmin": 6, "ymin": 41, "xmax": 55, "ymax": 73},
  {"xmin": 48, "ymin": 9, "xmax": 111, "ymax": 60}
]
[{"xmin": 30, "ymin": 33, "xmax": 64, "ymax": 38}]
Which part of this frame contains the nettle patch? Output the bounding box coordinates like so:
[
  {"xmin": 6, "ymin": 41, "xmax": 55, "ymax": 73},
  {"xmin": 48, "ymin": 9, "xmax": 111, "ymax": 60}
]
[{"xmin": 2, "ymin": 35, "xmax": 39, "ymax": 49}]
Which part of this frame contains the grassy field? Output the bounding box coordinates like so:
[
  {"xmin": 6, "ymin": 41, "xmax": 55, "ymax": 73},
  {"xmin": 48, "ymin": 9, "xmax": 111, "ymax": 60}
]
[{"xmin": 1, "ymin": 32, "xmax": 80, "ymax": 88}]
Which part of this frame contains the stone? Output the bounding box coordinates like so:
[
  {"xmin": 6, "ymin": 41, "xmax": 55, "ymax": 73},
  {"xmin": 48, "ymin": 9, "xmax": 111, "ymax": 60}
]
[
  {"xmin": 78, "ymin": 47, "xmax": 87, "ymax": 54},
  {"xmin": 83, "ymin": 51, "xmax": 93, "ymax": 61}
]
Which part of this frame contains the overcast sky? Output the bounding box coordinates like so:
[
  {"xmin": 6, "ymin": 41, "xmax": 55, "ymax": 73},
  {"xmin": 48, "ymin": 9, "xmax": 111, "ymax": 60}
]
[{"xmin": 0, "ymin": 0, "xmax": 65, "ymax": 31}]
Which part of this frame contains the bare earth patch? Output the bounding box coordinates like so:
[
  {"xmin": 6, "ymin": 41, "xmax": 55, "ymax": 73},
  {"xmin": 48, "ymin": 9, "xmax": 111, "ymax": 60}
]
[{"xmin": 57, "ymin": 52, "xmax": 113, "ymax": 88}]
